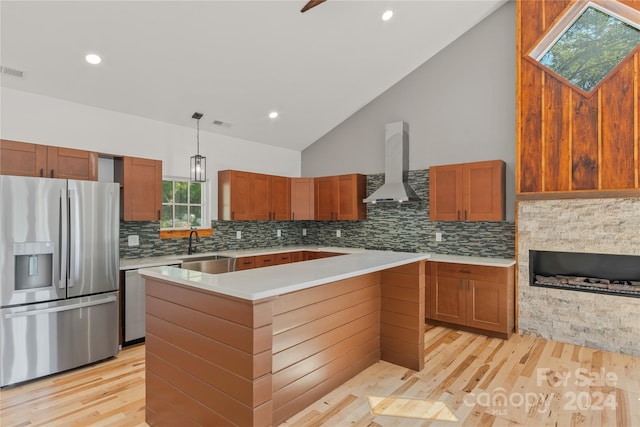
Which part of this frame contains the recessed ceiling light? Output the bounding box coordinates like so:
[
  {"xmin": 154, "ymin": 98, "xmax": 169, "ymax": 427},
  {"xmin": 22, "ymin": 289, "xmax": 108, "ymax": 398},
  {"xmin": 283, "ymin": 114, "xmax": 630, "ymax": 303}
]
[
  {"xmin": 85, "ymin": 53, "xmax": 102, "ymax": 65},
  {"xmin": 269, "ymin": 111, "xmax": 279, "ymax": 119},
  {"xmin": 382, "ymin": 10, "xmax": 393, "ymax": 21}
]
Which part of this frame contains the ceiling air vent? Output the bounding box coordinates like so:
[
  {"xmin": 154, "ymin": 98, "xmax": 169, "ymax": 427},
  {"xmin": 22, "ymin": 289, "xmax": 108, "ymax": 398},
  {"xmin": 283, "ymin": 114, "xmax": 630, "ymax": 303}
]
[
  {"xmin": 0, "ymin": 66, "xmax": 25, "ymax": 78},
  {"xmin": 212, "ymin": 120, "xmax": 231, "ymax": 128}
]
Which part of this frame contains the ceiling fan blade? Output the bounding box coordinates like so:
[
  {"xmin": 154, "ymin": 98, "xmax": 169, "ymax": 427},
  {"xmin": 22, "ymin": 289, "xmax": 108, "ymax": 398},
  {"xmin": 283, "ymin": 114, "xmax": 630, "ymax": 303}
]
[{"xmin": 301, "ymin": 0, "xmax": 327, "ymax": 13}]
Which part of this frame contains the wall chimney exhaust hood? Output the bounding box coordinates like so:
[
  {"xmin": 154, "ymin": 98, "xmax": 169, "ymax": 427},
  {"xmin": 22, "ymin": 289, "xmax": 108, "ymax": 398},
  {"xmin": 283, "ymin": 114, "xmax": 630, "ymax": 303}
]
[{"xmin": 363, "ymin": 121, "xmax": 420, "ymax": 204}]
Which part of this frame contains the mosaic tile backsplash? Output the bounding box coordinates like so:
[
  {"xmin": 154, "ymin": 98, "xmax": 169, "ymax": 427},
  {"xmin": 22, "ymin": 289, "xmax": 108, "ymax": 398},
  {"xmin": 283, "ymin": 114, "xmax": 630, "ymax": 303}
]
[{"xmin": 120, "ymin": 169, "xmax": 515, "ymax": 259}]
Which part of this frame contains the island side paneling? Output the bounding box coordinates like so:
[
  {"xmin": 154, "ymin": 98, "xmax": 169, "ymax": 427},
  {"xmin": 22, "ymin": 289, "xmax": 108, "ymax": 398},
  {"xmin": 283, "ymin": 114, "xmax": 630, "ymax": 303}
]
[
  {"xmin": 271, "ymin": 273, "xmax": 382, "ymax": 425},
  {"xmin": 144, "ymin": 260, "xmax": 426, "ymax": 426},
  {"xmin": 380, "ymin": 261, "xmax": 426, "ymax": 371},
  {"xmin": 145, "ymin": 279, "xmax": 274, "ymax": 427}
]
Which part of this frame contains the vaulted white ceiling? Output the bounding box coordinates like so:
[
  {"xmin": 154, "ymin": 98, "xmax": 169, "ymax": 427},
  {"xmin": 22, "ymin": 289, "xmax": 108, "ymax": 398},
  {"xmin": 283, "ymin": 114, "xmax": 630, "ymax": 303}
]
[{"xmin": 1, "ymin": 0, "xmax": 506, "ymax": 151}]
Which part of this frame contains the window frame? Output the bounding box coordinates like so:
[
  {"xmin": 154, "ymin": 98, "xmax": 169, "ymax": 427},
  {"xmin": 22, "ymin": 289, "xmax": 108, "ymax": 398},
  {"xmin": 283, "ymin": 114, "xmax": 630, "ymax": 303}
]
[
  {"xmin": 526, "ymin": 0, "xmax": 640, "ymax": 97},
  {"xmin": 160, "ymin": 177, "xmax": 210, "ymax": 231}
]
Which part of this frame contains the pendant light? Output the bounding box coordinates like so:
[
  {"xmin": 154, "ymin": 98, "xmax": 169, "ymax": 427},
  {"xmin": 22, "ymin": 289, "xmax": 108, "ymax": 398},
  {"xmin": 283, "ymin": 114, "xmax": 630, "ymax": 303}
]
[{"xmin": 190, "ymin": 112, "xmax": 206, "ymax": 182}]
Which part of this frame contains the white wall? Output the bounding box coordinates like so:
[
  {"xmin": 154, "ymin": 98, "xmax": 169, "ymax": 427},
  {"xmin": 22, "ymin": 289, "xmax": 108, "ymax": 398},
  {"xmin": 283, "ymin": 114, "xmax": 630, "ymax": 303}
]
[
  {"xmin": 301, "ymin": 2, "xmax": 516, "ymax": 221},
  {"xmin": 1, "ymin": 87, "xmax": 301, "ymax": 219}
]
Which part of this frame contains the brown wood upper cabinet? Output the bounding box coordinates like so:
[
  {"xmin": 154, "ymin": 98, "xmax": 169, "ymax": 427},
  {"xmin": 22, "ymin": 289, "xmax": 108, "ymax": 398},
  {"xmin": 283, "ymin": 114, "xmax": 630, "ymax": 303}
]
[
  {"xmin": 429, "ymin": 261, "xmax": 514, "ymax": 338},
  {"xmin": 0, "ymin": 139, "xmax": 98, "ymax": 181},
  {"xmin": 218, "ymin": 170, "xmax": 290, "ymax": 221},
  {"xmin": 116, "ymin": 156, "xmax": 162, "ymax": 222},
  {"xmin": 291, "ymin": 177, "xmax": 315, "ymax": 220},
  {"xmin": 314, "ymin": 173, "xmax": 366, "ymax": 221},
  {"xmin": 429, "ymin": 160, "xmax": 505, "ymax": 221}
]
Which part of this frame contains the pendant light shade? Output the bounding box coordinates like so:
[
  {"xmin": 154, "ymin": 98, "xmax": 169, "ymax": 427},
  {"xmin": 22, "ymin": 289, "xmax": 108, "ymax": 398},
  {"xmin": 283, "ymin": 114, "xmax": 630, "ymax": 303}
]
[{"xmin": 190, "ymin": 112, "xmax": 206, "ymax": 182}]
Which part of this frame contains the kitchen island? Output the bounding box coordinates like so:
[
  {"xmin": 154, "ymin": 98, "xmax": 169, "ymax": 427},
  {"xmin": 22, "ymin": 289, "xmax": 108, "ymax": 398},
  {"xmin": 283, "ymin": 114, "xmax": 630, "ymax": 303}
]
[{"xmin": 139, "ymin": 250, "xmax": 428, "ymax": 426}]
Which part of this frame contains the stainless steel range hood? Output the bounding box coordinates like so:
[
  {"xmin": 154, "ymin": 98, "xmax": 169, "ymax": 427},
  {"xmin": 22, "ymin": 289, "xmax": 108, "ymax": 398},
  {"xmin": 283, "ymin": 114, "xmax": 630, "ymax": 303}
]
[{"xmin": 363, "ymin": 121, "xmax": 420, "ymax": 203}]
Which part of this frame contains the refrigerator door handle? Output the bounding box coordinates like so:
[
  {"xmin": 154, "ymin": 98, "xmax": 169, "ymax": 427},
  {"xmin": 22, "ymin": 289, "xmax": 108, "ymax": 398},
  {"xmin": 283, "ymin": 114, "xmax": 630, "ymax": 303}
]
[
  {"xmin": 59, "ymin": 188, "xmax": 68, "ymax": 289},
  {"xmin": 3, "ymin": 295, "xmax": 117, "ymax": 319},
  {"xmin": 68, "ymin": 188, "xmax": 76, "ymax": 288}
]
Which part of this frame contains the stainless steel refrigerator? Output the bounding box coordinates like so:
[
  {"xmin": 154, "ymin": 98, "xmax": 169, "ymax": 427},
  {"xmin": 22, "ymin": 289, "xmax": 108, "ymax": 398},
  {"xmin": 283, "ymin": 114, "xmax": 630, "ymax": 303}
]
[{"xmin": 0, "ymin": 175, "xmax": 119, "ymax": 387}]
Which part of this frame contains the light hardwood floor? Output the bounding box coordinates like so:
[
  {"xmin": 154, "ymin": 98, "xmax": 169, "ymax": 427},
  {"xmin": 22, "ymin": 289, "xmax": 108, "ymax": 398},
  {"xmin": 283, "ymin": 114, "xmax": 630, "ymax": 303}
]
[{"xmin": 1, "ymin": 325, "xmax": 639, "ymax": 426}]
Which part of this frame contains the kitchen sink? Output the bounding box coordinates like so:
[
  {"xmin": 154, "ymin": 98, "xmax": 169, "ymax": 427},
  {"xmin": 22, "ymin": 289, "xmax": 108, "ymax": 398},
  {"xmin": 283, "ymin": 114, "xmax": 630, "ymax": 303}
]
[{"xmin": 180, "ymin": 256, "xmax": 236, "ymax": 274}]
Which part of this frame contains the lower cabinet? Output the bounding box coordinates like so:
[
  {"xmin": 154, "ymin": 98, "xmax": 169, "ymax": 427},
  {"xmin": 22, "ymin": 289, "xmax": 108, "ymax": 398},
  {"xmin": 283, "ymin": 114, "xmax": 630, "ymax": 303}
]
[
  {"xmin": 235, "ymin": 251, "xmax": 341, "ymax": 271},
  {"xmin": 255, "ymin": 254, "xmax": 276, "ymax": 268},
  {"xmin": 428, "ymin": 261, "xmax": 514, "ymax": 338},
  {"xmin": 235, "ymin": 256, "xmax": 256, "ymax": 271}
]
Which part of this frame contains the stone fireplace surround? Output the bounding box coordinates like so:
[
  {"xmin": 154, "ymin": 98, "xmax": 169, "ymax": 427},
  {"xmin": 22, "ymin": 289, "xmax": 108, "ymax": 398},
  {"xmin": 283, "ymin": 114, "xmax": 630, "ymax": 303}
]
[{"xmin": 517, "ymin": 198, "xmax": 640, "ymax": 357}]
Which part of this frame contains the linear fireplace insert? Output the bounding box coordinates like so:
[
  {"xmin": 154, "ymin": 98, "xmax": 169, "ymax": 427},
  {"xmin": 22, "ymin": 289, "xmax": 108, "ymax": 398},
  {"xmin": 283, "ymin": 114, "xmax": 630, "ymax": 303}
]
[{"xmin": 529, "ymin": 250, "xmax": 640, "ymax": 298}]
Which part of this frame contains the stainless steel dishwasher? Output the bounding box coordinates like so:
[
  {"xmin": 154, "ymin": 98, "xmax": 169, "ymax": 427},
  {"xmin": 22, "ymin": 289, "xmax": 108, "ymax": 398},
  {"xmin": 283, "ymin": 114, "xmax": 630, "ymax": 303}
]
[
  {"xmin": 123, "ymin": 269, "xmax": 146, "ymax": 345},
  {"xmin": 123, "ymin": 257, "xmax": 235, "ymax": 346}
]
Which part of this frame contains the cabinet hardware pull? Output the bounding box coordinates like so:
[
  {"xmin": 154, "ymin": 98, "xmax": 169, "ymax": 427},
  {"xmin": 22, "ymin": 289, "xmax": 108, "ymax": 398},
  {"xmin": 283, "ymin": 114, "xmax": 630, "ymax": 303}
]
[
  {"xmin": 464, "ymin": 210, "xmax": 467, "ymax": 220},
  {"xmin": 157, "ymin": 209, "xmax": 160, "ymax": 220},
  {"xmin": 457, "ymin": 211, "xmax": 460, "ymax": 220},
  {"xmin": 50, "ymin": 169, "xmax": 55, "ymax": 178},
  {"xmin": 459, "ymin": 280, "xmax": 463, "ymax": 290},
  {"xmin": 459, "ymin": 269, "xmax": 471, "ymax": 274},
  {"xmin": 40, "ymin": 168, "xmax": 44, "ymax": 177},
  {"xmin": 232, "ymin": 211, "xmax": 235, "ymax": 220}
]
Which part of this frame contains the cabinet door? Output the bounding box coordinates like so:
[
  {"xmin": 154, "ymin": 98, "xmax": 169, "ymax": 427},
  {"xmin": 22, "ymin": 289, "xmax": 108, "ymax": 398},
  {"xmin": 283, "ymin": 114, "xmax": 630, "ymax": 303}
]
[
  {"xmin": 315, "ymin": 176, "xmax": 339, "ymax": 220},
  {"xmin": 338, "ymin": 174, "xmax": 367, "ymax": 220},
  {"xmin": 291, "ymin": 178, "xmax": 314, "ymax": 220},
  {"xmin": 250, "ymin": 173, "xmax": 271, "ymax": 220},
  {"xmin": 0, "ymin": 140, "xmax": 47, "ymax": 177},
  {"xmin": 429, "ymin": 164, "xmax": 463, "ymax": 221},
  {"xmin": 463, "ymin": 160, "xmax": 505, "ymax": 221},
  {"xmin": 270, "ymin": 175, "xmax": 291, "ymax": 220},
  {"xmin": 47, "ymin": 147, "xmax": 98, "ymax": 181},
  {"xmin": 466, "ymin": 279, "xmax": 507, "ymax": 332},
  {"xmin": 218, "ymin": 170, "xmax": 252, "ymax": 220},
  {"xmin": 431, "ymin": 274, "xmax": 467, "ymax": 325},
  {"xmin": 122, "ymin": 157, "xmax": 162, "ymax": 221}
]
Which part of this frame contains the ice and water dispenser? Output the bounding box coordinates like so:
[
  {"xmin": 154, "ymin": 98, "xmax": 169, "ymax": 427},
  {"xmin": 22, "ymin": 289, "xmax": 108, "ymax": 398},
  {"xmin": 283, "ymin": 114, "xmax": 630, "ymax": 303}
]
[{"xmin": 14, "ymin": 242, "xmax": 54, "ymax": 291}]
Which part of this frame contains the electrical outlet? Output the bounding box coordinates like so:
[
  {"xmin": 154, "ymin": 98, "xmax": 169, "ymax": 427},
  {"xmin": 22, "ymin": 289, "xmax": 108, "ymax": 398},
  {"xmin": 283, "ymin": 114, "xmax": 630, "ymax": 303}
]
[
  {"xmin": 435, "ymin": 232, "xmax": 443, "ymax": 242},
  {"xmin": 236, "ymin": 231, "xmax": 242, "ymax": 239},
  {"xmin": 336, "ymin": 230, "xmax": 342, "ymax": 238},
  {"xmin": 277, "ymin": 229, "xmax": 282, "ymax": 237},
  {"xmin": 302, "ymin": 228, "xmax": 307, "ymax": 236},
  {"xmin": 127, "ymin": 235, "xmax": 139, "ymax": 246}
]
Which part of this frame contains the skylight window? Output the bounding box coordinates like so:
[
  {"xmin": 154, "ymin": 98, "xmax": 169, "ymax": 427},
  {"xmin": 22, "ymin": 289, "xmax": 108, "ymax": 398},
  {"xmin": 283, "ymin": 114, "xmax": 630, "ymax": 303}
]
[{"xmin": 529, "ymin": 1, "xmax": 640, "ymax": 94}]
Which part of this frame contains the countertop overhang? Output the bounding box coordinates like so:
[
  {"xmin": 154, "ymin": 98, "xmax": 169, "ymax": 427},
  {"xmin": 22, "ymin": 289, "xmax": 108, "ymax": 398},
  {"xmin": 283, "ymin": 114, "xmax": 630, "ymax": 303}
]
[
  {"xmin": 139, "ymin": 250, "xmax": 429, "ymax": 301},
  {"xmin": 119, "ymin": 246, "xmax": 365, "ymax": 270}
]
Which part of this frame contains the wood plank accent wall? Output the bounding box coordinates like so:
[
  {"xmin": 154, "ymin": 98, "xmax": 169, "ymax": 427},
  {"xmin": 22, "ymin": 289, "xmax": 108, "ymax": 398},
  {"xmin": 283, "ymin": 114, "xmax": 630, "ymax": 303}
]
[
  {"xmin": 270, "ymin": 273, "xmax": 381, "ymax": 425},
  {"xmin": 145, "ymin": 278, "xmax": 274, "ymax": 427},
  {"xmin": 517, "ymin": 0, "xmax": 640, "ymax": 197},
  {"xmin": 380, "ymin": 262, "xmax": 426, "ymax": 372}
]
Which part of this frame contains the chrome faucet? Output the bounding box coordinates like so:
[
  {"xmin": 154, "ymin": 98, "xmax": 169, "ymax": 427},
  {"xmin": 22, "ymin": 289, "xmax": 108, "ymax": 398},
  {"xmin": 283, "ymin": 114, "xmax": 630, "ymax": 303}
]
[{"xmin": 188, "ymin": 229, "xmax": 200, "ymax": 255}]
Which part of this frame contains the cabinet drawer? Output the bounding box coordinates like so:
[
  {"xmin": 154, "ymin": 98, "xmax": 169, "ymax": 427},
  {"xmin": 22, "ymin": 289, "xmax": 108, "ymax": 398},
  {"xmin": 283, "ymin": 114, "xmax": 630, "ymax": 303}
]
[
  {"xmin": 277, "ymin": 253, "xmax": 291, "ymax": 264},
  {"xmin": 236, "ymin": 256, "xmax": 255, "ymax": 270},
  {"xmin": 255, "ymin": 254, "xmax": 275, "ymax": 268},
  {"xmin": 434, "ymin": 262, "xmax": 503, "ymax": 282}
]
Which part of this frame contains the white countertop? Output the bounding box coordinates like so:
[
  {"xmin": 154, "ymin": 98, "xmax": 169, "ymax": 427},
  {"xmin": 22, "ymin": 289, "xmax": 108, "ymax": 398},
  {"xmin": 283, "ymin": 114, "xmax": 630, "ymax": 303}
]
[
  {"xmin": 427, "ymin": 254, "xmax": 516, "ymax": 267},
  {"xmin": 139, "ymin": 251, "xmax": 429, "ymax": 301},
  {"xmin": 119, "ymin": 246, "xmax": 365, "ymax": 270},
  {"xmin": 121, "ymin": 247, "xmax": 515, "ymax": 270}
]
